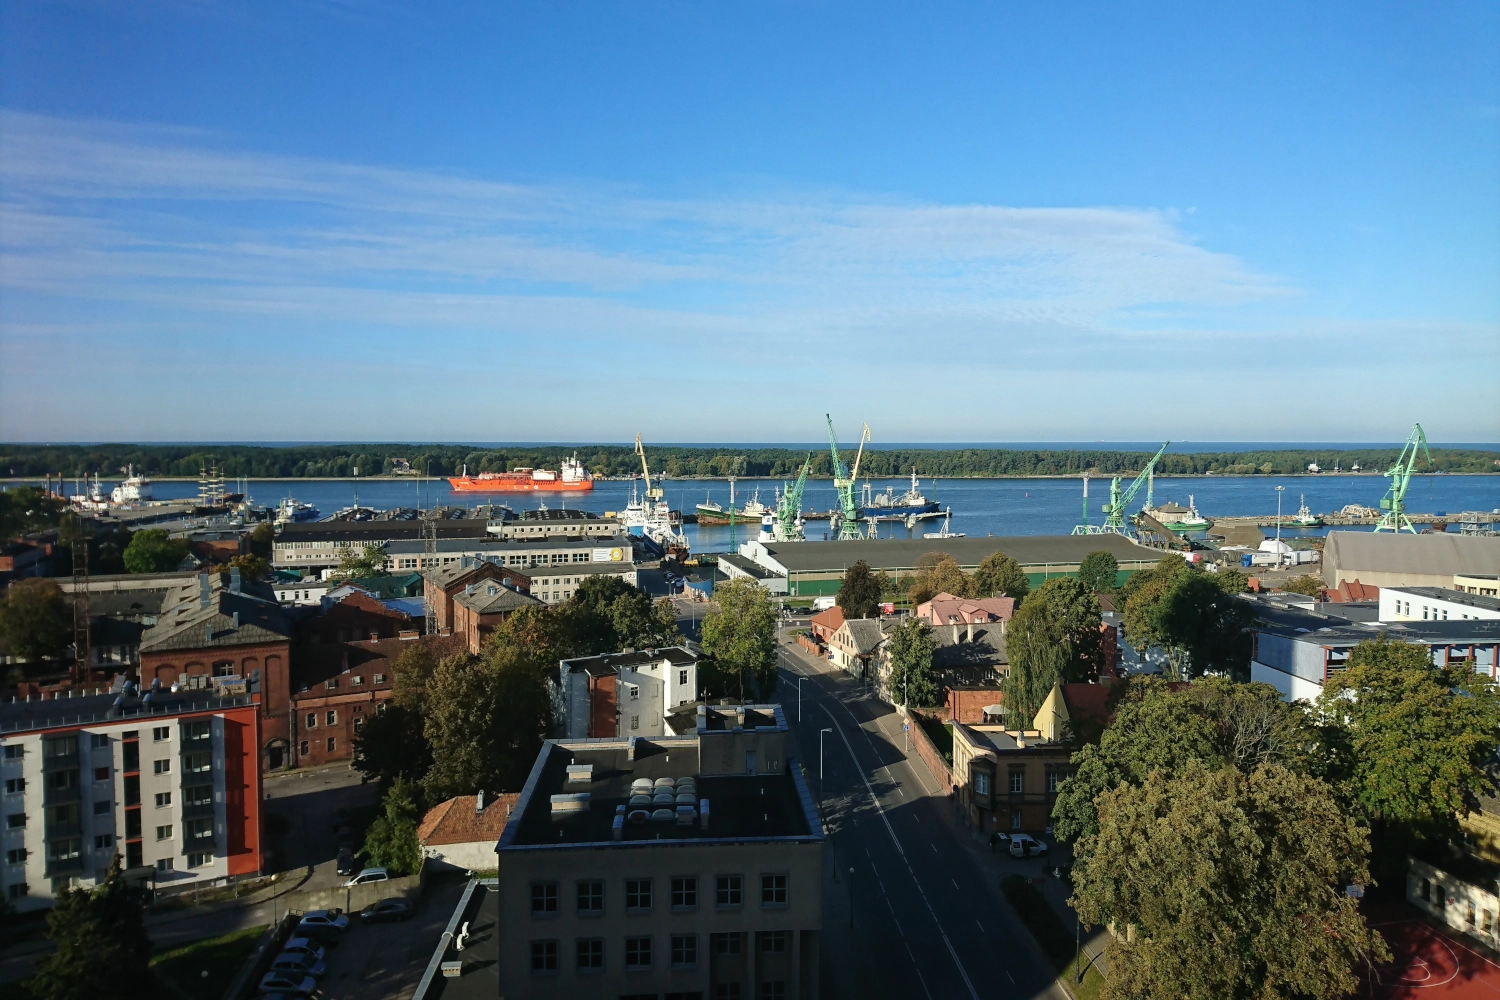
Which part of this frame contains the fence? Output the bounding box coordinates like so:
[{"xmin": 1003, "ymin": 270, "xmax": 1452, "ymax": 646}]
[
  {"xmin": 902, "ymin": 706, "xmax": 953, "ymax": 792},
  {"xmin": 291, "ymin": 858, "xmax": 427, "ymax": 914}
]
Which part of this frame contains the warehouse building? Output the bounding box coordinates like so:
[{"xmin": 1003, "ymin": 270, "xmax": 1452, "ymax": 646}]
[
  {"xmin": 1322, "ymin": 531, "xmax": 1500, "ymax": 591},
  {"xmin": 723, "ymin": 534, "xmax": 1165, "ymax": 597}
]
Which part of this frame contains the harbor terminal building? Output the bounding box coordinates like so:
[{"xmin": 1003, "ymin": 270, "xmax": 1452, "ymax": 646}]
[{"xmin": 718, "ymin": 534, "xmax": 1166, "ymax": 597}]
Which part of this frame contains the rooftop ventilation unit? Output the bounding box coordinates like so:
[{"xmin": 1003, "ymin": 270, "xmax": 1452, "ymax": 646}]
[
  {"xmin": 550, "ymin": 792, "xmax": 590, "ymax": 819},
  {"xmin": 565, "ymin": 764, "xmax": 593, "ymax": 784}
]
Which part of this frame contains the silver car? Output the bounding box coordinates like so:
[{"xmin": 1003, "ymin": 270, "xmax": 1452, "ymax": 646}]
[
  {"xmin": 270, "ymin": 953, "xmax": 327, "ymax": 979},
  {"xmin": 258, "ymin": 971, "xmax": 317, "ymax": 996}
]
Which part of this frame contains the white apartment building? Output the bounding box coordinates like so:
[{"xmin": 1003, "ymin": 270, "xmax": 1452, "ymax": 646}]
[
  {"xmin": 558, "ymin": 647, "xmax": 701, "ymax": 739},
  {"xmin": 1380, "ymin": 586, "xmax": 1500, "ymax": 624}
]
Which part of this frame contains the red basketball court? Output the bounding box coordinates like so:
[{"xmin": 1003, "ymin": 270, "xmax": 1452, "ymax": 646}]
[{"xmin": 1368, "ymin": 914, "xmax": 1500, "ymax": 999}]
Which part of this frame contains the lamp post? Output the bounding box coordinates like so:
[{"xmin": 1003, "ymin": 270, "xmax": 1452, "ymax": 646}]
[
  {"xmin": 849, "ymin": 867, "xmax": 855, "ymax": 928},
  {"xmin": 820, "ymin": 728, "xmax": 832, "ymax": 781},
  {"xmin": 798, "ymin": 676, "xmax": 805, "ymax": 723},
  {"xmin": 1275, "ymin": 485, "xmax": 1286, "ymax": 564}
]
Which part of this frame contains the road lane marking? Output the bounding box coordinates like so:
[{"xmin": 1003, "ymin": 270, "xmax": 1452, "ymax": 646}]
[{"xmin": 976, "ymin": 919, "xmax": 985, "ymax": 933}]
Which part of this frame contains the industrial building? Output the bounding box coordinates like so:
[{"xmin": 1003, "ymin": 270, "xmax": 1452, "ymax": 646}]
[
  {"xmin": 494, "ymin": 705, "xmax": 823, "ymax": 999},
  {"xmin": 1322, "ymin": 531, "xmax": 1500, "ymax": 591},
  {"xmin": 384, "ymin": 536, "xmax": 637, "ymax": 576},
  {"xmin": 271, "ymin": 519, "xmax": 492, "ymax": 573},
  {"xmin": 1380, "ymin": 586, "xmax": 1500, "ymax": 623},
  {"xmin": 722, "ymin": 534, "xmax": 1166, "ymax": 597}
]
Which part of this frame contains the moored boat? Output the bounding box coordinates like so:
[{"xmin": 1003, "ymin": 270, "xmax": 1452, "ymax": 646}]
[
  {"xmin": 1140, "ymin": 495, "xmax": 1212, "ymax": 532},
  {"xmin": 448, "ymin": 454, "xmax": 594, "ymax": 493}
]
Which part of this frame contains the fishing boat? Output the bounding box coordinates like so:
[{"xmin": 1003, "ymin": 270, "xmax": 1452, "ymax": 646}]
[
  {"xmin": 447, "ymin": 454, "xmax": 594, "ymax": 493},
  {"xmin": 1140, "ymin": 495, "xmax": 1211, "ymax": 532},
  {"xmin": 110, "ymin": 465, "xmax": 154, "ymax": 504},
  {"xmin": 858, "ymin": 468, "xmax": 941, "ymax": 518},
  {"xmin": 695, "ymin": 493, "xmax": 726, "ymax": 519},
  {"xmin": 1285, "ymin": 495, "xmax": 1324, "ymax": 528},
  {"xmin": 275, "ymin": 496, "xmax": 321, "ymax": 525}
]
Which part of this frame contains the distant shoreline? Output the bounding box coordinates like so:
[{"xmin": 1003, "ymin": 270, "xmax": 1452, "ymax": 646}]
[{"xmin": 4, "ymin": 472, "xmax": 1495, "ymax": 484}]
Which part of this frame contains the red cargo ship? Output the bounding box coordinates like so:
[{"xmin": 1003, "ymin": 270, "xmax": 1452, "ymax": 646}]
[{"xmin": 447, "ymin": 454, "xmax": 595, "ymax": 493}]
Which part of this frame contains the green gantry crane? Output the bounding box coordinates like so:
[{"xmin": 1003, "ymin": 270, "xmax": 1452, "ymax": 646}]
[
  {"xmin": 1073, "ymin": 441, "xmax": 1171, "ymax": 536},
  {"xmin": 826, "ymin": 415, "xmax": 870, "ymax": 540},
  {"xmin": 774, "ymin": 455, "xmax": 812, "ymax": 541},
  {"xmin": 1374, "ymin": 423, "xmax": 1431, "ymax": 533}
]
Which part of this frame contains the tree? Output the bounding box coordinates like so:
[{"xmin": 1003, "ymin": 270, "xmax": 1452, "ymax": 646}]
[
  {"xmin": 422, "ymin": 654, "xmax": 502, "ymax": 800},
  {"xmin": 836, "ymin": 560, "xmax": 883, "ymax": 619},
  {"xmin": 1076, "ymin": 551, "xmax": 1118, "ymax": 593},
  {"xmin": 352, "ymin": 703, "xmax": 431, "ymax": 789},
  {"xmin": 329, "ymin": 544, "xmax": 389, "ymax": 581},
  {"xmin": 1015, "ymin": 576, "xmax": 1104, "ymax": 680},
  {"xmin": 1282, "ymin": 574, "xmax": 1324, "ymax": 597},
  {"xmin": 358, "ymin": 778, "xmax": 423, "ymax": 876},
  {"xmin": 973, "ymin": 550, "xmax": 1029, "ymax": 601},
  {"xmin": 390, "ymin": 641, "xmax": 440, "ymax": 711},
  {"xmin": 611, "ymin": 594, "xmax": 680, "ymax": 650},
  {"xmin": 121, "ymin": 529, "xmax": 189, "ymax": 574},
  {"xmin": 1001, "ymin": 637, "xmax": 1067, "ymax": 729},
  {"xmin": 31, "ymin": 857, "xmax": 154, "ymax": 1000},
  {"xmin": 700, "ymin": 578, "xmax": 779, "ymax": 699},
  {"xmin": 1213, "ymin": 567, "xmax": 1250, "ymax": 594},
  {"xmin": 0, "ymin": 486, "xmax": 65, "ymax": 539},
  {"xmin": 1154, "ymin": 574, "xmax": 1255, "ymax": 680},
  {"xmin": 906, "ymin": 554, "xmax": 975, "ymax": 604},
  {"xmin": 248, "ymin": 521, "xmax": 275, "ymax": 559},
  {"xmin": 222, "ymin": 554, "xmax": 269, "ymax": 583},
  {"xmin": 490, "ymin": 604, "xmax": 580, "ymax": 678},
  {"xmin": 1072, "ymin": 761, "xmax": 1387, "ymax": 1000},
  {"xmin": 1317, "ymin": 638, "xmax": 1500, "ymax": 885},
  {"xmin": 885, "ymin": 617, "xmax": 938, "ymax": 707},
  {"xmin": 0, "ymin": 579, "xmax": 72, "ymax": 663}
]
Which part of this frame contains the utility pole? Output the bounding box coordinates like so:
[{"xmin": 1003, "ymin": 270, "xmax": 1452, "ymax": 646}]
[
  {"xmin": 820, "ymin": 728, "xmax": 832, "ymax": 782},
  {"xmin": 797, "ymin": 676, "xmax": 805, "ymax": 723},
  {"xmin": 71, "ymin": 517, "xmax": 92, "ymax": 684},
  {"xmin": 1275, "ymin": 485, "xmax": 1285, "ymax": 566}
]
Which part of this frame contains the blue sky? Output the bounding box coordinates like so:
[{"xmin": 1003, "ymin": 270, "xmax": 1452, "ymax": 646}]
[{"xmin": 1, "ymin": 2, "xmax": 1497, "ymax": 444}]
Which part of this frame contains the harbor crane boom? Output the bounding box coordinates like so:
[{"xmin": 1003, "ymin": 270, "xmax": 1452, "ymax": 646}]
[
  {"xmin": 634, "ymin": 434, "xmax": 663, "ymax": 502},
  {"xmin": 1374, "ymin": 423, "xmax": 1431, "ymax": 533},
  {"xmin": 1074, "ymin": 441, "xmax": 1170, "ymax": 536},
  {"xmin": 775, "ymin": 455, "xmax": 812, "ymax": 542},
  {"xmin": 827, "ymin": 415, "xmax": 871, "ymax": 540}
]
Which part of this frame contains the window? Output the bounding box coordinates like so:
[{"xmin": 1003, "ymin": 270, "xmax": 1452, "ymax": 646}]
[
  {"xmin": 153, "ymin": 759, "xmax": 171, "ymax": 775},
  {"xmin": 974, "ymin": 773, "xmax": 989, "ymax": 796},
  {"xmin": 761, "ymin": 874, "xmax": 787, "ymax": 906},
  {"xmin": 760, "ymin": 983, "xmax": 786, "ymax": 1000},
  {"xmin": 305, "ymin": 714, "xmax": 317, "ymax": 729},
  {"xmin": 155, "ymin": 858, "xmax": 174, "ymax": 872},
  {"xmin": 1010, "ymin": 771, "xmax": 1023, "ymax": 794},
  {"xmin": 576, "ymin": 937, "xmax": 603, "ymax": 971},
  {"xmin": 671, "ymin": 876, "xmax": 697, "ymax": 909},
  {"xmin": 626, "ymin": 878, "xmax": 652, "ymax": 911},
  {"xmin": 298, "ymin": 741, "xmax": 309, "ymax": 756},
  {"xmin": 353, "ymin": 717, "xmax": 363, "ymax": 733},
  {"xmin": 531, "ymin": 882, "xmax": 559, "ymax": 915},
  {"xmin": 628, "ymin": 685, "xmax": 639, "ymax": 700},
  {"xmin": 715, "ymin": 986, "xmax": 742, "ymax": 1000},
  {"xmin": 679, "ymin": 669, "xmax": 689, "ymax": 686},
  {"xmin": 1047, "ymin": 771, "xmax": 1061, "ymax": 794},
  {"xmin": 90, "ymin": 734, "xmax": 108, "ymax": 749},
  {"xmin": 671, "ymin": 934, "xmax": 698, "ymax": 968},
  {"xmin": 47, "ymin": 840, "xmax": 80, "ymax": 862},
  {"xmin": 373, "ymin": 673, "xmax": 386, "ymax": 684},
  {"xmin": 351, "ymin": 675, "xmax": 364, "ymax": 687},
  {"xmin": 630, "ymin": 715, "xmax": 640, "ymax": 731},
  {"xmin": 6, "ymin": 883, "xmax": 27, "ymax": 900},
  {"xmin": 326, "ymin": 711, "xmax": 337, "ymax": 726},
  {"xmin": 185, "ymin": 786, "xmax": 211, "ymax": 807},
  {"xmin": 577, "ymin": 879, "xmax": 603, "ymax": 914},
  {"xmin": 6, "ymin": 848, "xmax": 26, "ymax": 865},
  {"xmin": 758, "ymin": 930, "xmax": 788, "ymax": 953},
  {"xmin": 185, "ymin": 753, "xmax": 211, "ymax": 773},
  {"xmin": 326, "ymin": 738, "xmax": 336, "ymax": 753},
  {"xmin": 6, "ymin": 813, "xmax": 26, "ymax": 829},
  {"xmin": 156, "ymin": 825, "xmax": 172, "ymax": 841},
  {"xmin": 155, "ymin": 792, "xmax": 172, "ymax": 808},
  {"xmin": 711, "ymin": 932, "xmax": 743, "ymax": 955},
  {"xmin": 624, "ymin": 936, "xmax": 652, "ymax": 970},
  {"xmin": 187, "ymin": 851, "xmax": 211, "ymax": 868},
  {"xmin": 1011, "ymin": 808, "xmax": 1023, "ymax": 830},
  {"xmin": 3, "ymin": 745, "xmax": 21, "ymax": 760},
  {"xmin": 325, "ymin": 678, "xmax": 338, "ymax": 690},
  {"xmin": 93, "ymin": 766, "xmax": 110, "ymax": 782},
  {"xmin": 716, "ymin": 874, "xmax": 742, "ymax": 908},
  {"xmin": 152, "ymin": 727, "xmax": 170, "ymax": 742},
  {"xmin": 186, "ymin": 818, "xmax": 212, "ymax": 841},
  {"xmin": 3, "ymin": 778, "xmax": 22, "ymax": 795},
  {"xmin": 1468, "ymin": 902, "xmax": 1477, "ymax": 926},
  {"xmin": 93, "ymin": 800, "xmax": 110, "ymax": 815},
  {"xmin": 94, "ymin": 835, "xmax": 112, "ymax": 850},
  {"xmin": 529, "ymin": 940, "xmax": 558, "ymax": 974}
]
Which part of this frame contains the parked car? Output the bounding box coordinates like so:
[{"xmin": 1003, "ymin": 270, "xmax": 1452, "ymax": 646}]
[
  {"xmin": 269, "ymin": 953, "xmax": 326, "ymax": 979},
  {"xmin": 1009, "ymin": 833, "xmax": 1048, "ymax": 858},
  {"xmin": 336, "ymin": 847, "xmax": 357, "ymax": 876},
  {"xmin": 258, "ymin": 972, "xmax": 317, "ymax": 996},
  {"xmin": 360, "ymin": 897, "xmax": 414, "ymax": 923},
  {"xmin": 296, "ymin": 909, "xmax": 350, "ymax": 942},
  {"xmin": 279, "ymin": 937, "xmax": 326, "ymax": 965},
  {"xmin": 334, "ymin": 824, "xmax": 355, "ymax": 848},
  {"xmin": 344, "ymin": 867, "xmax": 390, "ymax": 887}
]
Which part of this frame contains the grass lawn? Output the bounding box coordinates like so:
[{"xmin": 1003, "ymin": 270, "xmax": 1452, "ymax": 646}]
[
  {"xmin": 1000, "ymin": 875, "xmax": 1106, "ymax": 1000},
  {"xmin": 151, "ymin": 924, "xmax": 268, "ymax": 1000},
  {"xmin": 914, "ymin": 713, "xmax": 954, "ymax": 763}
]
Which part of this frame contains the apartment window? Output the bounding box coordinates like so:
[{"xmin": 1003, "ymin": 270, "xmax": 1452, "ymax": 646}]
[
  {"xmin": 186, "ymin": 818, "xmax": 212, "ymax": 841},
  {"xmin": 352, "ymin": 718, "xmax": 363, "ymax": 734},
  {"xmin": 576, "ymin": 937, "xmax": 604, "ymax": 971},
  {"xmin": 152, "ymin": 727, "xmax": 170, "ymax": 742},
  {"xmin": 185, "ymin": 786, "xmax": 211, "ymax": 807},
  {"xmin": 3, "ymin": 745, "xmax": 22, "ymax": 760},
  {"xmin": 326, "ymin": 711, "xmax": 337, "ymax": 726},
  {"xmin": 94, "ymin": 835, "xmax": 112, "ymax": 850},
  {"xmin": 1010, "ymin": 771, "xmax": 1024, "ymax": 794},
  {"xmin": 325, "ymin": 678, "xmax": 338, "ymax": 690},
  {"xmin": 761, "ymin": 874, "xmax": 787, "ymax": 907},
  {"xmin": 92, "ymin": 800, "xmax": 110, "ymax": 815},
  {"xmin": 628, "ymin": 685, "xmax": 639, "ymax": 700},
  {"xmin": 93, "ymin": 766, "xmax": 110, "ymax": 782},
  {"xmin": 760, "ymin": 983, "xmax": 786, "ymax": 1000},
  {"xmin": 152, "ymin": 759, "xmax": 171, "ymax": 775},
  {"xmin": 187, "ymin": 851, "xmax": 211, "ymax": 868},
  {"xmin": 716, "ymin": 874, "xmax": 743, "ymax": 908},
  {"xmin": 305, "ymin": 714, "xmax": 317, "ymax": 729},
  {"xmin": 630, "ymin": 716, "xmax": 640, "ymax": 732},
  {"xmin": 715, "ymin": 986, "xmax": 742, "ymax": 1000},
  {"xmin": 298, "ymin": 741, "xmax": 309, "ymax": 756},
  {"xmin": 577, "ymin": 879, "xmax": 604, "ymax": 914},
  {"xmin": 351, "ymin": 675, "xmax": 364, "ymax": 687},
  {"xmin": 711, "ymin": 932, "xmax": 743, "ymax": 955},
  {"xmin": 974, "ymin": 772, "xmax": 989, "ymax": 796},
  {"xmin": 1468, "ymin": 902, "xmax": 1477, "ymax": 926},
  {"xmin": 670, "ymin": 934, "xmax": 699, "ymax": 968},
  {"xmin": 671, "ymin": 876, "xmax": 698, "ymax": 910},
  {"xmin": 154, "ymin": 792, "xmax": 171, "ymax": 808},
  {"xmin": 373, "ymin": 673, "xmax": 386, "ymax": 684},
  {"xmin": 7, "ymin": 813, "xmax": 26, "ymax": 829},
  {"xmin": 529, "ymin": 940, "xmax": 558, "ymax": 974},
  {"xmin": 530, "ymin": 882, "xmax": 559, "ymax": 915},
  {"xmin": 679, "ymin": 669, "xmax": 689, "ymax": 686},
  {"xmin": 155, "ymin": 858, "xmax": 174, "ymax": 873},
  {"xmin": 626, "ymin": 878, "xmax": 652, "ymax": 912},
  {"xmin": 326, "ymin": 738, "xmax": 336, "ymax": 753},
  {"xmin": 6, "ymin": 848, "xmax": 27, "ymax": 865},
  {"xmin": 1011, "ymin": 808, "xmax": 1023, "ymax": 830},
  {"xmin": 6, "ymin": 883, "xmax": 27, "ymax": 900},
  {"xmin": 185, "ymin": 753, "xmax": 211, "ymax": 774},
  {"xmin": 758, "ymin": 930, "xmax": 788, "ymax": 954},
  {"xmin": 155, "ymin": 825, "xmax": 172, "ymax": 842},
  {"xmin": 90, "ymin": 734, "xmax": 108, "ymax": 750},
  {"xmin": 624, "ymin": 936, "xmax": 652, "ymax": 970},
  {"xmin": 1047, "ymin": 771, "xmax": 1061, "ymax": 794},
  {"xmin": 3, "ymin": 779, "xmax": 22, "ymax": 795}
]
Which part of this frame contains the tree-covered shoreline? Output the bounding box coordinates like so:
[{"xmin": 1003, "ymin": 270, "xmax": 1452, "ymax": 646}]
[{"xmin": 2, "ymin": 442, "xmax": 1496, "ymax": 480}]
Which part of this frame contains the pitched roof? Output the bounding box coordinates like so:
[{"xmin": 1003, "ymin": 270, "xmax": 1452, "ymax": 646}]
[
  {"xmin": 139, "ymin": 577, "xmax": 291, "ymax": 653},
  {"xmin": 454, "ymin": 585, "xmax": 543, "ymax": 615},
  {"xmin": 417, "ymin": 793, "xmax": 520, "ymax": 847},
  {"xmin": 1325, "ymin": 531, "xmax": 1500, "ymax": 578},
  {"xmin": 810, "ymin": 605, "xmax": 845, "ymax": 632},
  {"xmin": 1324, "ymin": 579, "xmax": 1380, "ymax": 603},
  {"xmin": 840, "ymin": 618, "xmax": 886, "ymax": 655},
  {"xmin": 930, "ymin": 623, "xmax": 1006, "ymax": 669}
]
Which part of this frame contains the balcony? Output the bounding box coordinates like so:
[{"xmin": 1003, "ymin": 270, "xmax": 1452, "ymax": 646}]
[
  {"xmin": 182, "ymin": 801, "xmax": 215, "ymax": 820},
  {"xmin": 43, "ymin": 779, "xmax": 81, "ymax": 806},
  {"xmin": 41, "ymin": 750, "xmax": 79, "ymax": 771},
  {"xmin": 44, "ymin": 853, "xmax": 84, "ymax": 877},
  {"xmin": 46, "ymin": 821, "xmax": 82, "ymax": 840}
]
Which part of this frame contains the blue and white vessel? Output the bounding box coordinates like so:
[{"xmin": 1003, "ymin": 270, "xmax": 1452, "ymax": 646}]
[{"xmin": 858, "ymin": 468, "xmax": 942, "ymax": 519}]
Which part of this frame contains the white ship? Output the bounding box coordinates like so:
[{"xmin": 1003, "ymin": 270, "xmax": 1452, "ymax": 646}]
[{"xmin": 110, "ymin": 465, "xmax": 154, "ymax": 504}]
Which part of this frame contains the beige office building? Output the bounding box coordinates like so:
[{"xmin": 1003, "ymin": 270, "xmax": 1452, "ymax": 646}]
[{"xmin": 494, "ymin": 705, "xmax": 823, "ymax": 1000}]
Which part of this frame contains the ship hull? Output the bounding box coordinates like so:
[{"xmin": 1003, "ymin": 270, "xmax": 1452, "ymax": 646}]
[
  {"xmin": 857, "ymin": 501, "xmax": 941, "ymax": 518},
  {"xmin": 447, "ymin": 477, "xmax": 594, "ymax": 493}
]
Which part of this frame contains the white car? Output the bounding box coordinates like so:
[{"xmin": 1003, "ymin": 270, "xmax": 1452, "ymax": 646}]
[
  {"xmin": 296, "ymin": 909, "xmax": 351, "ymax": 940},
  {"xmin": 344, "ymin": 866, "xmax": 390, "ymax": 887},
  {"xmin": 279, "ymin": 937, "xmax": 326, "ymax": 965},
  {"xmin": 1009, "ymin": 833, "xmax": 1049, "ymax": 858},
  {"xmin": 258, "ymin": 971, "xmax": 317, "ymax": 996}
]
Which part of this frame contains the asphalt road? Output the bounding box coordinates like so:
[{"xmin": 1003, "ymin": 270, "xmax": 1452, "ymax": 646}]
[{"xmin": 772, "ymin": 632, "xmax": 1070, "ymax": 1000}]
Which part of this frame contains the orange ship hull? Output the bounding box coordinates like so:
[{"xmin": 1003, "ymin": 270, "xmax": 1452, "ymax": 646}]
[{"xmin": 447, "ymin": 476, "xmax": 594, "ymax": 493}]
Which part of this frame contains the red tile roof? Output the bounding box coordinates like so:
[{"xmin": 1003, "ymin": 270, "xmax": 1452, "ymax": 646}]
[{"xmin": 417, "ymin": 793, "xmax": 520, "ymax": 847}]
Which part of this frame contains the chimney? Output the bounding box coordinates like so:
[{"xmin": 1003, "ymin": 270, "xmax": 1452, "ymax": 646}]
[
  {"xmin": 204, "ymin": 624, "xmax": 213, "ymax": 644},
  {"xmin": 952, "ymin": 622, "xmax": 960, "ymax": 644},
  {"xmin": 476, "ymin": 789, "xmax": 485, "ymax": 813},
  {"xmin": 199, "ymin": 574, "xmax": 211, "ymax": 609},
  {"xmin": 967, "ymin": 621, "xmax": 974, "ymax": 644},
  {"xmin": 232, "ymin": 612, "xmax": 240, "ymax": 629},
  {"xmin": 229, "ymin": 567, "xmax": 242, "ymax": 594}
]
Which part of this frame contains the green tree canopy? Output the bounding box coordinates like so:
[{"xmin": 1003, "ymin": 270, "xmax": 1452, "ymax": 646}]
[
  {"xmin": 1072, "ymin": 761, "xmax": 1387, "ymax": 1000},
  {"xmin": 358, "ymin": 777, "xmax": 423, "ymax": 876},
  {"xmin": 610, "ymin": 592, "xmax": 681, "ymax": 650},
  {"xmin": 329, "ymin": 543, "xmax": 390, "ymax": 581},
  {"xmin": 121, "ymin": 529, "xmax": 189, "ymax": 574},
  {"xmin": 0, "ymin": 486, "xmax": 66, "ymax": 539},
  {"xmin": 222, "ymin": 553, "xmax": 269, "ymax": 583},
  {"xmin": 1282, "ymin": 574, "xmax": 1324, "ymax": 597},
  {"xmin": 906, "ymin": 553, "xmax": 975, "ymax": 604},
  {"xmin": 1213, "ymin": 567, "xmax": 1250, "ymax": 594},
  {"xmin": 389, "ymin": 640, "xmax": 441, "ymax": 711},
  {"xmin": 701, "ymin": 578, "xmax": 779, "ymax": 700},
  {"xmin": 0, "ymin": 579, "xmax": 72, "ymax": 663},
  {"xmin": 1122, "ymin": 560, "xmax": 1253, "ymax": 680},
  {"xmin": 885, "ymin": 616, "xmax": 938, "ymax": 707},
  {"xmin": 31, "ymin": 857, "xmax": 154, "ymax": 1000},
  {"xmin": 973, "ymin": 550, "xmax": 1030, "ymax": 601},
  {"xmin": 1076, "ymin": 551, "xmax": 1119, "ymax": 593},
  {"xmin": 248, "ymin": 521, "xmax": 275, "ymax": 559},
  {"xmin": 352, "ymin": 702, "xmax": 431, "ymax": 789},
  {"xmin": 1001, "ymin": 638, "xmax": 1066, "ymax": 729},
  {"xmin": 836, "ymin": 559, "xmax": 883, "ymax": 619}
]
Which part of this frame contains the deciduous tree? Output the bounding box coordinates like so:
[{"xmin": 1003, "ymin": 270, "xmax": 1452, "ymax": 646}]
[
  {"xmin": 0, "ymin": 486, "xmax": 65, "ymax": 539},
  {"xmin": 885, "ymin": 616, "xmax": 938, "ymax": 707},
  {"xmin": 973, "ymin": 550, "xmax": 1029, "ymax": 601},
  {"xmin": 358, "ymin": 777, "xmax": 423, "ymax": 876},
  {"xmin": 31, "ymin": 857, "xmax": 153, "ymax": 1000},
  {"xmin": 701, "ymin": 578, "xmax": 778, "ymax": 699},
  {"xmin": 906, "ymin": 553, "xmax": 975, "ymax": 604},
  {"xmin": 1076, "ymin": 551, "xmax": 1119, "ymax": 593},
  {"xmin": 0, "ymin": 579, "xmax": 72, "ymax": 663},
  {"xmin": 121, "ymin": 529, "xmax": 189, "ymax": 574},
  {"xmin": 352, "ymin": 703, "xmax": 431, "ymax": 789},
  {"xmin": 1155, "ymin": 574, "xmax": 1255, "ymax": 680},
  {"xmin": 329, "ymin": 544, "xmax": 389, "ymax": 581},
  {"xmin": 222, "ymin": 553, "xmax": 269, "ymax": 583},
  {"xmin": 837, "ymin": 560, "xmax": 883, "ymax": 619},
  {"xmin": 1282, "ymin": 574, "xmax": 1324, "ymax": 597}
]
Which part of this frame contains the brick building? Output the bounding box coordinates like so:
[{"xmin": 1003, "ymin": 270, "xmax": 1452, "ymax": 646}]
[
  {"xmin": 423, "ymin": 560, "xmax": 534, "ymax": 634},
  {"xmin": 452, "ymin": 584, "xmax": 544, "ymax": 654},
  {"xmin": 295, "ymin": 589, "xmax": 415, "ymax": 645}
]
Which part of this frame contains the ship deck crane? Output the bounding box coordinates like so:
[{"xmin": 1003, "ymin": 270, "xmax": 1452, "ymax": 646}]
[
  {"xmin": 1374, "ymin": 423, "xmax": 1431, "ymax": 533},
  {"xmin": 827, "ymin": 415, "xmax": 871, "ymax": 540},
  {"xmin": 634, "ymin": 434, "xmax": 663, "ymax": 502},
  {"xmin": 1073, "ymin": 441, "xmax": 1171, "ymax": 536}
]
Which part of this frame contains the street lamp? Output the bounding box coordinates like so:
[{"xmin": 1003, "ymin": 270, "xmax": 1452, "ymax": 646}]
[
  {"xmin": 1275, "ymin": 485, "xmax": 1286, "ymax": 562},
  {"xmin": 849, "ymin": 867, "xmax": 855, "ymax": 928},
  {"xmin": 820, "ymin": 728, "xmax": 832, "ymax": 781},
  {"xmin": 797, "ymin": 676, "xmax": 805, "ymax": 723}
]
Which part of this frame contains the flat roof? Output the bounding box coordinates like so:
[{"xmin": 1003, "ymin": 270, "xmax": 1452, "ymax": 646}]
[
  {"xmin": 273, "ymin": 520, "xmax": 492, "ymax": 543},
  {"xmin": 561, "ymin": 647, "xmax": 699, "ymax": 675},
  {"xmin": 758, "ymin": 534, "xmax": 1163, "ymax": 573},
  {"xmin": 385, "ymin": 534, "xmax": 634, "ymax": 555},
  {"xmin": 500, "ymin": 737, "xmax": 818, "ymax": 850},
  {"xmin": 0, "ymin": 690, "xmax": 255, "ymax": 735},
  {"xmin": 1272, "ymin": 618, "xmax": 1500, "ymax": 646},
  {"xmin": 1386, "ymin": 586, "xmax": 1500, "ymax": 613},
  {"xmin": 413, "ymin": 881, "xmax": 498, "ymax": 1000}
]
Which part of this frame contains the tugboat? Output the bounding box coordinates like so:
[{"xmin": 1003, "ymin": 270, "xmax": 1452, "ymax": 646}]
[
  {"xmin": 1140, "ymin": 495, "xmax": 1212, "ymax": 532},
  {"xmin": 1286, "ymin": 494, "xmax": 1324, "ymax": 528},
  {"xmin": 858, "ymin": 468, "xmax": 941, "ymax": 519}
]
